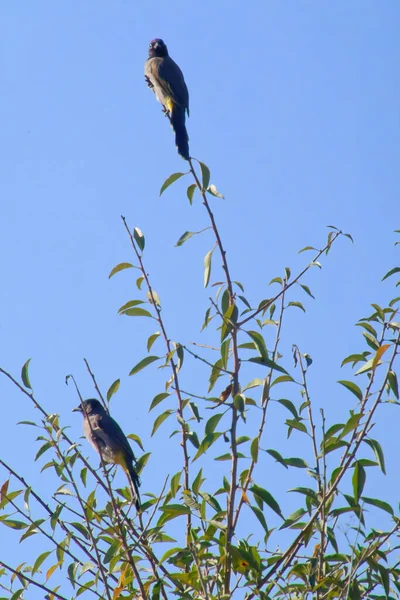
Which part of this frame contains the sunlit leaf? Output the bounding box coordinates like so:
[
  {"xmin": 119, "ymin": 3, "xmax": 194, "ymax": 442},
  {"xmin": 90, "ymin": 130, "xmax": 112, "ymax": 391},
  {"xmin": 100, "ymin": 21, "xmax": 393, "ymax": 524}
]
[
  {"xmin": 338, "ymin": 380, "xmax": 363, "ymax": 401},
  {"xmin": 199, "ymin": 162, "xmax": 210, "ymax": 190},
  {"xmin": 352, "ymin": 462, "xmax": 366, "ymax": 502},
  {"xmin": 204, "ymin": 248, "xmax": 214, "ymax": 288},
  {"xmin": 160, "ymin": 172, "xmax": 186, "ymax": 196},
  {"xmin": 151, "ymin": 410, "xmax": 174, "ymax": 436},
  {"xmin": 21, "ymin": 359, "xmax": 32, "ymax": 389},
  {"xmin": 107, "ymin": 379, "xmax": 120, "ymax": 402},
  {"xmin": 108, "ymin": 262, "xmax": 134, "ymax": 278},
  {"xmin": 129, "ymin": 356, "xmax": 160, "ymax": 376}
]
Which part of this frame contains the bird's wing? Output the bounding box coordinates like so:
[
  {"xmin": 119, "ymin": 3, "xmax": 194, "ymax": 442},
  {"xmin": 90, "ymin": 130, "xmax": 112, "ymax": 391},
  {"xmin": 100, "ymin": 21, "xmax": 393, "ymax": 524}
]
[
  {"xmin": 93, "ymin": 413, "xmax": 136, "ymax": 462},
  {"xmin": 146, "ymin": 56, "xmax": 189, "ymax": 111}
]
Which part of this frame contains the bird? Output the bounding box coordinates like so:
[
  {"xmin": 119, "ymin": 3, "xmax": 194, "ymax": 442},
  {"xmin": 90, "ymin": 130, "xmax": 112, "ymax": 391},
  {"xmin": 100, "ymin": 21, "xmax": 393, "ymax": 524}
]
[
  {"xmin": 145, "ymin": 38, "xmax": 190, "ymax": 160},
  {"xmin": 73, "ymin": 399, "xmax": 141, "ymax": 510}
]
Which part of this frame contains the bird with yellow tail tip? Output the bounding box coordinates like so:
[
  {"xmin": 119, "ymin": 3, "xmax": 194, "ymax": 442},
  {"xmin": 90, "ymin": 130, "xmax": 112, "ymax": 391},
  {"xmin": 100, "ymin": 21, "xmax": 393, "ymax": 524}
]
[{"xmin": 145, "ymin": 38, "xmax": 190, "ymax": 160}]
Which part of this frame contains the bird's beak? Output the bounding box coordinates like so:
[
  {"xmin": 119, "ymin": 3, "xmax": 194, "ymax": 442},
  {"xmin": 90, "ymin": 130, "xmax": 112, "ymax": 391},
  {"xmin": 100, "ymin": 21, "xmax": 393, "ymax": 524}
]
[{"xmin": 72, "ymin": 405, "xmax": 82, "ymax": 413}]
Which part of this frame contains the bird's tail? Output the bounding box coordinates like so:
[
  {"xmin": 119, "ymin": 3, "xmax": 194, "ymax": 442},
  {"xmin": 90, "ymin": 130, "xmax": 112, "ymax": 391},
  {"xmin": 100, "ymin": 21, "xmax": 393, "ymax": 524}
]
[
  {"xmin": 126, "ymin": 461, "xmax": 141, "ymax": 511},
  {"xmin": 170, "ymin": 105, "xmax": 190, "ymax": 160}
]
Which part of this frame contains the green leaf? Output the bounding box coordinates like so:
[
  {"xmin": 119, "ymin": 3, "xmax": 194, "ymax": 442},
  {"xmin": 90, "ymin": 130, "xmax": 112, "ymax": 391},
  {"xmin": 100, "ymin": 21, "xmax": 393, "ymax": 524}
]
[
  {"xmin": 192, "ymin": 468, "xmax": 203, "ymax": 495},
  {"xmin": 285, "ymin": 419, "xmax": 307, "ymax": 434},
  {"xmin": 176, "ymin": 231, "xmax": 195, "ymax": 246},
  {"xmin": 35, "ymin": 442, "xmax": 53, "ymax": 461},
  {"xmin": 287, "ymin": 301, "xmax": 306, "ymax": 313},
  {"xmin": 248, "ymin": 357, "xmax": 288, "ymax": 374},
  {"xmin": 107, "ymin": 379, "xmax": 120, "ymax": 402},
  {"xmin": 234, "ymin": 394, "xmax": 245, "ymax": 413},
  {"xmin": 340, "ymin": 413, "xmax": 362, "ymax": 439},
  {"xmin": 189, "ymin": 402, "xmax": 201, "ymax": 423},
  {"xmin": 382, "ymin": 266, "xmax": 400, "ymax": 281},
  {"xmin": 21, "ymin": 358, "xmax": 32, "ymax": 389},
  {"xmin": 133, "ymin": 227, "xmax": 145, "ymax": 251},
  {"xmin": 118, "ymin": 299, "xmax": 145, "ymax": 313},
  {"xmin": 298, "ymin": 246, "xmax": 317, "ymax": 254},
  {"xmin": 377, "ymin": 563, "xmax": 390, "ymax": 597},
  {"xmin": 149, "ymin": 392, "xmax": 170, "ymax": 411},
  {"xmin": 147, "ymin": 332, "xmax": 161, "ymax": 352},
  {"xmin": 122, "ymin": 307, "xmax": 153, "ymax": 318},
  {"xmin": 277, "ymin": 399, "xmax": 299, "ymax": 419},
  {"xmin": 364, "ymin": 438, "xmax": 386, "ymax": 474},
  {"xmin": 266, "ymin": 448, "xmax": 288, "ymax": 469},
  {"xmin": 204, "ymin": 248, "xmax": 214, "ymax": 288},
  {"xmin": 170, "ymin": 472, "xmax": 181, "ymax": 498},
  {"xmin": 251, "ymin": 485, "xmax": 283, "ymax": 518},
  {"xmin": 129, "ymin": 356, "xmax": 160, "ymax": 376},
  {"xmin": 250, "ymin": 438, "xmax": 259, "ymax": 463},
  {"xmin": 243, "ymin": 378, "xmax": 264, "ymax": 392},
  {"xmin": 187, "ymin": 183, "xmax": 196, "ymax": 204},
  {"xmin": 147, "ymin": 289, "xmax": 161, "ymax": 307},
  {"xmin": 193, "ymin": 433, "xmax": 222, "ymax": 461},
  {"xmin": 338, "ymin": 380, "xmax": 363, "ymax": 401},
  {"xmin": 127, "ymin": 434, "xmax": 145, "ymax": 452},
  {"xmin": 207, "ymin": 184, "xmax": 224, "ymax": 198},
  {"xmin": 136, "ymin": 276, "xmax": 144, "ymax": 289},
  {"xmin": 285, "ymin": 457, "xmax": 308, "ymax": 468},
  {"xmin": 250, "ymin": 505, "xmax": 268, "ymax": 532},
  {"xmin": 271, "ymin": 375, "xmax": 295, "ymax": 387},
  {"xmin": 151, "ymin": 410, "xmax": 174, "ymax": 436},
  {"xmin": 388, "ymin": 370, "xmax": 399, "ymax": 399},
  {"xmin": 32, "ymin": 551, "xmax": 52, "ymax": 576},
  {"xmin": 205, "ymin": 413, "xmax": 223, "ymax": 436},
  {"xmin": 299, "ymin": 284, "xmax": 315, "ymax": 299},
  {"xmin": 159, "ymin": 503, "xmax": 190, "ymax": 514},
  {"xmin": 160, "ymin": 172, "xmax": 186, "ymax": 196},
  {"xmin": 269, "ymin": 277, "xmax": 283, "ymax": 286},
  {"xmin": 108, "ymin": 262, "xmax": 134, "ymax": 278},
  {"xmin": 2, "ymin": 519, "xmax": 28, "ymax": 530},
  {"xmin": 247, "ymin": 331, "xmax": 268, "ymax": 360},
  {"xmin": 362, "ymin": 496, "xmax": 394, "ymax": 515},
  {"xmin": 352, "ymin": 461, "xmax": 366, "ymax": 502},
  {"xmin": 199, "ymin": 161, "xmax": 210, "ymax": 189}
]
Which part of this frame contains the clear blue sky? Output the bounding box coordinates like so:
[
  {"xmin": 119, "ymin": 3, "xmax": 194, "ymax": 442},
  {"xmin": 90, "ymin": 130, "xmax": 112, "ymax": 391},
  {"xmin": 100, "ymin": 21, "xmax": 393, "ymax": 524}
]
[{"xmin": 0, "ymin": 1, "xmax": 399, "ymax": 596}]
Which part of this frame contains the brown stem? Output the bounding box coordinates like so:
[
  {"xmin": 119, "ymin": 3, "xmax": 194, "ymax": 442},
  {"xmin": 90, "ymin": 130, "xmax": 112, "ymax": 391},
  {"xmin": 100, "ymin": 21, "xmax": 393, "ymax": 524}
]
[
  {"xmin": 0, "ymin": 560, "xmax": 68, "ymax": 600},
  {"xmin": 187, "ymin": 158, "xmax": 240, "ymax": 594},
  {"xmin": 237, "ymin": 232, "xmax": 342, "ymax": 327},
  {"xmin": 247, "ymin": 329, "xmax": 400, "ymax": 599},
  {"xmin": 233, "ymin": 285, "xmax": 286, "ymax": 530},
  {"xmin": 121, "ymin": 216, "xmax": 192, "ymax": 544}
]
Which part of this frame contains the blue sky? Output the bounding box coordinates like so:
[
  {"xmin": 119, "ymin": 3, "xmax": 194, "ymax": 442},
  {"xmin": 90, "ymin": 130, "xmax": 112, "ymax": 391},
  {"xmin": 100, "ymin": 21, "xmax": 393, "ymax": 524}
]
[{"xmin": 0, "ymin": 1, "xmax": 399, "ymax": 596}]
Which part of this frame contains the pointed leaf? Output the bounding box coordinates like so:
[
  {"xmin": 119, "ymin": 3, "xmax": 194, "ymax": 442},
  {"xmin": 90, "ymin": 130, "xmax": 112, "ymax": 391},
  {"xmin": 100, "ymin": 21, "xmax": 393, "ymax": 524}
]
[
  {"xmin": 107, "ymin": 379, "xmax": 120, "ymax": 402},
  {"xmin": 109, "ymin": 262, "xmax": 134, "ymax": 278},
  {"xmin": 160, "ymin": 172, "xmax": 186, "ymax": 196},
  {"xmin": 338, "ymin": 380, "xmax": 363, "ymax": 401},
  {"xmin": 187, "ymin": 183, "xmax": 196, "ymax": 204},
  {"xmin": 21, "ymin": 359, "xmax": 32, "ymax": 389},
  {"xmin": 199, "ymin": 162, "xmax": 210, "ymax": 190},
  {"xmin": 133, "ymin": 227, "xmax": 145, "ymax": 251},
  {"xmin": 129, "ymin": 356, "xmax": 160, "ymax": 376},
  {"xmin": 204, "ymin": 248, "xmax": 214, "ymax": 288},
  {"xmin": 352, "ymin": 461, "xmax": 366, "ymax": 502}
]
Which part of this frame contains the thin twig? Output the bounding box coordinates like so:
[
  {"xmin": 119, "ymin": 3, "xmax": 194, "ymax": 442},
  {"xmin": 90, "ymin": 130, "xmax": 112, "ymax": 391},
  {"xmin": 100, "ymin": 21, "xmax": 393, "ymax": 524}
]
[
  {"xmin": 0, "ymin": 560, "xmax": 68, "ymax": 600},
  {"xmin": 246, "ymin": 329, "xmax": 400, "ymax": 599},
  {"xmin": 121, "ymin": 215, "xmax": 192, "ymax": 545},
  {"xmin": 237, "ymin": 232, "xmax": 342, "ymax": 327},
  {"xmin": 187, "ymin": 157, "xmax": 240, "ymax": 594}
]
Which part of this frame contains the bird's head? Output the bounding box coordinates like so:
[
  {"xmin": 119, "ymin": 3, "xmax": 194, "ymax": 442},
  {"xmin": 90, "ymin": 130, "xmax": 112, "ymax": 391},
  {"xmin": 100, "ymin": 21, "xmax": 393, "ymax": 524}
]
[
  {"xmin": 148, "ymin": 38, "xmax": 168, "ymax": 58},
  {"xmin": 73, "ymin": 398, "xmax": 104, "ymax": 416}
]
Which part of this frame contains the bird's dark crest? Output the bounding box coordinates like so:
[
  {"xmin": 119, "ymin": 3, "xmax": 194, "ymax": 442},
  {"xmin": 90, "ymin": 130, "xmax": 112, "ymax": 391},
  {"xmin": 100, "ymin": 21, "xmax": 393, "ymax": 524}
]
[{"xmin": 148, "ymin": 38, "xmax": 168, "ymax": 57}]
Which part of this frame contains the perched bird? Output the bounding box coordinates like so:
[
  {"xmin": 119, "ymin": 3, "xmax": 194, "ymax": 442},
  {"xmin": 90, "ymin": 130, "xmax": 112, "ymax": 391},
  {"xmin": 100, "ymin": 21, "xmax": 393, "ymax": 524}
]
[
  {"xmin": 73, "ymin": 399, "xmax": 141, "ymax": 510},
  {"xmin": 145, "ymin": 38, "xmax": 190, "ymax": 160}
]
